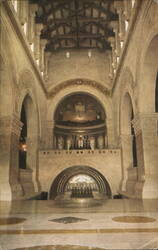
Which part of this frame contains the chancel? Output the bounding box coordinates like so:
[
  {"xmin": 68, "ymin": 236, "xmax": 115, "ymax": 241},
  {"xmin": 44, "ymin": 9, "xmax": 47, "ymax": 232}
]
[{"xmin": 0, "ymin": 0, "xmax": 158, "ymax": 249}]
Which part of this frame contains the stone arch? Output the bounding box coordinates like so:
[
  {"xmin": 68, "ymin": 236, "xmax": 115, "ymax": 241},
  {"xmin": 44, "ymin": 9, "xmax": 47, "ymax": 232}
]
[
  {"xmin": 16, "ymin": 70, "xmax": 41, "ymax": 194},
  {"xmin": 47, "ymin": 80, "xmax": 115, "ymax": 148},
  {"xmin": 138, "ymin": 34, "xmax": 158, "ymax": 112},
  {"xmin": 120, "ymin": 90, "xmax": 138, "ymax": 196},
  {"xmin": 119, "ymin": 67, "xmax": 136, "ymax": 133},
  {"xmin": 49, "ymin": 165, "xmax": 112, "ymax": 200}
]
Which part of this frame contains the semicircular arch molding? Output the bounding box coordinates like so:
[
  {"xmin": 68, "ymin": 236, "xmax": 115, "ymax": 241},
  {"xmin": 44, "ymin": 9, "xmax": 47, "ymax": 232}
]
[
  {"xmin": 49, "ymin": 165, "xmax": 112, "ymax": 199},
  {"xmin": 47, "ymin": 80, "xmax": 114, "ymax": 144},
  {"xmin": 137, "ymin": 32, "xmax": 158, "ymax": 112},
  {"xmin": 117, "ymin": 67, "xmax": 136, "ymax": 135},
  {"xmin": 47, "ymin": 80, "xmax": 113, "ymax": 121},
  {"xmin": 17, "ymin": 69, "xmax": 41, "ymax": 136}
]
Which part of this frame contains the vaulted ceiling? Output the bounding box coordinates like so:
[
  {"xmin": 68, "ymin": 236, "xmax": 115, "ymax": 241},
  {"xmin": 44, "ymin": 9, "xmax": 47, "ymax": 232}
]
[{"xmin": 32, "ymin": 0, "xmax": 120, "ymax": 52}]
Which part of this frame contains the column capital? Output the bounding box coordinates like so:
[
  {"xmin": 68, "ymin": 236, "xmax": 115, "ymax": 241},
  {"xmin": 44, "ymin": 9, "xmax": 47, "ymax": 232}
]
[
  {"xmin": 35, "ymin": 23, "xmax": 43, "ymax": 35},
  {"xmin": 29, "ymin": 4, "xmax": 38, "ymax": 15},
  {"xmin": 132, "ymin": 112, "xmax": 158, "ymax": 136},
  {"xmin": 114, "ymin": 1, "xmax": 124, "ymax": 13},
  {"xmin": 40, "ymin": 39, "xmax": 47, "ymax": 48},
  {"xmin": 109, "ymin": 21, "xmax": 119, "ymax": 31},
  {"xmin": 108, "ymin": 37, "xmax": 115, "ymax": 48},
  {"xmin": 0, "ymin": 114, "xmax": 23, "ymax": 137}
]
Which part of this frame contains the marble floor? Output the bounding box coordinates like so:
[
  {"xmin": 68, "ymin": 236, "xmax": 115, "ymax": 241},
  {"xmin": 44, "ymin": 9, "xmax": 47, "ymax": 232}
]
[{"xmin": 0, "ymin": 199, "xmax": 158, "ymax": 250}]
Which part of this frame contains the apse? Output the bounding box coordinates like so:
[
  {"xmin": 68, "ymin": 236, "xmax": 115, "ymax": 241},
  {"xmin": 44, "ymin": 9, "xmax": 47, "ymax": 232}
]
[{"xmin": 53, "ymin": 93, "xmax": 107, "ymax": 150}]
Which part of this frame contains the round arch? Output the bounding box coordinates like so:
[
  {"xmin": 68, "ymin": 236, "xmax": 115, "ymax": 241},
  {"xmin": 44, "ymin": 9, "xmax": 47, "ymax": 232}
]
[
  {"xmin": 17, "ymin": 70, "xmax": 41, "ymax": 194},
  {"xmin": 119, "ymin": 68, "xmax": 136, "ymax": 135},
  {"xmin": 49, "ymin": 165, "xmax": 112, "ymax": 199},
  {"xmin": 138, "ymin": 34, "xmax": 158, "ymax": 112},
  {"xmin": 119, "ymin": 91, "xmax": 138, "ymax": 194},
  {"xmin": 47, "ymin": 79, "xmax": 112, "ymax": 120},
  {"xmin": 47, "ymin": 80, "xmax": 115, "ymax": 147}
]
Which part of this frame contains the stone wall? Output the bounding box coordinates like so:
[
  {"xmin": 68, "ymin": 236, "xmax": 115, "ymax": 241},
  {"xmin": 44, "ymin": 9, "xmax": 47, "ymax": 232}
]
[
  {"xmin": 39, "ymin": 149, "xmax": 121, "ymax": 197},
  {"xmin": 47, "ymin": 49, "xmax": 110, "ymax": 89}
]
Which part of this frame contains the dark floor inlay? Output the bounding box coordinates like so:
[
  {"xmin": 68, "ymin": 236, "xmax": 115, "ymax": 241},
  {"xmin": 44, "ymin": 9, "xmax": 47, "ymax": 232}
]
[
  {"xmin": 50, "ymin": 216, "xmax": 88, "ymax": 224},
  {"xmin": 0, "ymin": 217, "xmax": 26, "ymax": 225},
  {"xmin": 112, "ymin": 216, "xmax": 156, "ymax": 223},
  {"xmin": 13, "ymin": 245, "xmax": 106, "ymax": 250}
]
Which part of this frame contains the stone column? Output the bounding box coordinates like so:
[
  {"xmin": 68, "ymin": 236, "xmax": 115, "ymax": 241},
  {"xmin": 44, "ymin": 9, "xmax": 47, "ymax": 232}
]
[
  {"xmin": 132, "ymin": 115, "xmax": 145, "ymax": 198},
  {"xmin": 34, "ymin": 24, "xmax": 43, "ymax": 64},
  {"xmin": 40, "ymin": 39, "xmax": 47, "ymax": 73},
  {"xmin": 18, "ymin": 0, "xmax": 29, "ymax": 35},
  {"xmin": 120, "ymin": 134, "xmax": 133, "ymax": 192},
  {"xmin": 44, "ymin": 51, "xmax": 51, "ymax": 81},
  {"xmin": 44, "ymin": 120, "xmax": 54, "ymax": 149},
  {"xmin": 114, "ymin": 1, "xmax": 125, "ymax": 43},
  {"xmin": 108, "ymin": 37, "xmax": 117, "ymax": 74},
  {"xmin": 108, "ymin": 50, "xmax": 114, "ymax": 80},
  {"xmin": 24, "ymin": 136, "xmax": 38, "ymax": 193},
  {"xmin": 28, "ymin": 4, "xmax": 38, "ymax": 47},
  {"xmin": 106, "ymin": 117, "xmax": 115, "ymax": 148},
  {"xmin": 123, "ymin": 0, "xmax": 132, "ymax": 21},
  {"xmin": 0, "ymin": 115, "xmax": 23, "ymax": 200},
  {"xmin": 134, "ymin": 113, "xmax": 158, "ymax": 198},
  {"xmin": 110, "ymin": 21, "xmax": 120, "ymax": 59}
]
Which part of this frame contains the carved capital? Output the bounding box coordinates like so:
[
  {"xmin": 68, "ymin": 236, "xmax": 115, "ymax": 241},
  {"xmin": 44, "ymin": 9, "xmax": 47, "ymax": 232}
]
[
  {"xmin": 0, "ymin": 115, "xmax": 23, "ymax": 137},
  {"xmin": 114, "ymin": 1, "xmax": 124, "ymax": 14},
  {"xmin": 40, "ymin": 39, "xmax": 47, "ymax": 49},
  {"xmin": 35, "ymin": 23, "xmax": 43, "ymax": 36}
]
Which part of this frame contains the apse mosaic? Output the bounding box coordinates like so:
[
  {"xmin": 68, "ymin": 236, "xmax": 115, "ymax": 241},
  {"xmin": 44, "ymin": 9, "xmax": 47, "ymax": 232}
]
[
  {"xmin": 55, "ymin": 93, "xmax": 105, "ymax": 124},
  {"xmin": 54, "ymin": 93, "xmax": 107, "ymax": 150}
]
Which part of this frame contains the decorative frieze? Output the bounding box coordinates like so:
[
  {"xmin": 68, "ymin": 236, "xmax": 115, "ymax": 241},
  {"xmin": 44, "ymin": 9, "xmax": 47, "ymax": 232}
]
[{"xmin": 48, "ymin": 79, "xmax": 111, "ymax": 98}]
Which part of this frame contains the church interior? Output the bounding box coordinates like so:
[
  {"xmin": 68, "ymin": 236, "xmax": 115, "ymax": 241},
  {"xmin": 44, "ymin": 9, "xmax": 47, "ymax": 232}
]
[{"xmin": 0, "ymin": 0, "xmax": 158, "ymax": 249}]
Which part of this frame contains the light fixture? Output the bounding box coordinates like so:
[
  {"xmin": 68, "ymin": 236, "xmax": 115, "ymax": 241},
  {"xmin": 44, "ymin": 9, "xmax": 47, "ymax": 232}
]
[
  {"xmin": 88, "ymin": 50, "xmax": 92, "ymax": 58},
  {"xmin": 66, "ymin": 51, "xmax": 70, "ymax": 58},
  {"xmin": 20, "ymin": 142, "xmax": 27, "ymax": 152}
]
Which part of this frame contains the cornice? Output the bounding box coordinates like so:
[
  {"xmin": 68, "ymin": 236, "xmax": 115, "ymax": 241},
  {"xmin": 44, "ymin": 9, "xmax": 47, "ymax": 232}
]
[{"xmin": 2, "ymin": 1, "xmax": 47, "ymax": 96}]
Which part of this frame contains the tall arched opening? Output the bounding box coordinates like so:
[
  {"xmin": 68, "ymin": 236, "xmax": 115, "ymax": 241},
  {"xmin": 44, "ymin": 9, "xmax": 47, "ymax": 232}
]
[
  {"xmin": 49, "ymin": 166, "xmax": 112, "ymax": 204},
  {"xmin": 53, "ymin": 93, "xmax": 107, "ymax": 150},
  {"xmin": 18, "ymin": 94, "xmax": 39, "ymax": 195},
  {"xmin": 120, "ymin": 93, "xmax": 137, "ymax": 195},
  {"xmin": 139, "ymin": 34, "xmax": 158, "ymax": 198}
]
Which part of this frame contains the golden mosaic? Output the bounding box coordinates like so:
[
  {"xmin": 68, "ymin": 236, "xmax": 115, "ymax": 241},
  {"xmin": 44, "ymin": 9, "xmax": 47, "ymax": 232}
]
[{"xmin": 112, "ymin": 216, "xmax": 156, "ymax": 223}]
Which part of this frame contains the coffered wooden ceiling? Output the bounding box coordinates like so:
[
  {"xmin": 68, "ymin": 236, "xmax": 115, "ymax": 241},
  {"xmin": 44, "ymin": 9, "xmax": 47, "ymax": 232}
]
[{"xmin": 32, "ymin": 0, "xmax": 120, "ymax": 52}]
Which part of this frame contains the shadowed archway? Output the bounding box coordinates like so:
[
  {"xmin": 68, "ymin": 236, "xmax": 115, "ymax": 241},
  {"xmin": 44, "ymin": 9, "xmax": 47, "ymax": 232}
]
[{"xmin": 49, "ymin": 166, "xmax": 112, "ymax": 200}]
